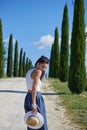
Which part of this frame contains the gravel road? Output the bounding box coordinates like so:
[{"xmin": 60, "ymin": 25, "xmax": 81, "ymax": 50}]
[{"xmin": 0, "ymin": 78, "xmax": 79, "ymax": 130}]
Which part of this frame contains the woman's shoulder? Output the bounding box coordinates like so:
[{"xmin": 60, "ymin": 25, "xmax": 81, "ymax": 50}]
[
  {"xmin": 31, "ymin": 68, "xmax": 42, "ymax": 79},
  {"xmin": 33, "ymin": 68, "xmax": 42, "ymax": 75}
]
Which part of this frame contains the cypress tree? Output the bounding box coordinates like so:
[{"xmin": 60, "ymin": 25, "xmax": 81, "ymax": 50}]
[
  {"xmin": 13, "ymin": 40, "xmax": 18, "ymax": 77},
  {"xmin": 68, "ymin": 0, "xmax": 86, "ymax": 94},
  {"xmin": 28, "ymin": 59, "xmax": 33, "ymax": 69},
  {"xmin": 50, "ymin": 27, "xmax": 59, "ymax": 78},
  {"xmin": 0, "ymin": 19, "xmax": 4, "ymax": 78},
  {"xmin": 54, "ymin": 27, "xmax": 59, "ymax": 77},
  {"xmin": 49, "ymin": 44, "xmax": 54, "ymax": 77},
  {"xmin": 59, "ymin": 4, "xmax": 69, "ymax": 82},
  {"xmin": 3, "ymin": 40, "xmax": 7, "ymax": 71},
  {"xmin": 25, "ymin": 57, "xmax": 33, "ymax": 73},
  {"xmin": 19, "ymin": 48, "xmax": 23, "ymax": 77},
  {"xmin": 23, "ymin": 52, "xmax": 26, "ymax": 77},
  {"xmin": 7, "ymin": 34, "xmax": 13, "ymax": 77},
  {"xmin": 26, "ymin": 57, "xmax": 29, "ymax": 73}
]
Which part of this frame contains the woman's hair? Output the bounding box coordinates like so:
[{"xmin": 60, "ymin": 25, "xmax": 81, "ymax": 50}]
[
  {"xmin": 35, "ymin": 55, "xmax": 49, "ymax": 66},
  {"xmin": 35, "ymin": 55, "xmax": 49, "ymax": 81}
]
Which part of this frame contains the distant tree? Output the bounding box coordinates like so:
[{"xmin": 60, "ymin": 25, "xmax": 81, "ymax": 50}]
[
  {"xmin": 26, "ymin": 57, "xmax": 29, "ymax": 73},
  {"xmin": 13, "ymin": 40, "xmax": 18, "ymax": 77},
  {"xmin": 7, "ymin": 34, "xmax": 13, "ymax": 77},
  {"xmin": 23, "ymin": 52, "xmax": 26, "ymax": 77},
  {"xmin": 3, "ymin": 46, "xmax": 7, "ymax": 69},
  {"xmin": 59, "ymin": 4, "xmax": 69, "ymax": 82},
  {"xmin": 68, "ymin": 0, "xmax": 86, "ymax": 94},
  {"xmin": 26, "ymin": 57, "xmax": 33, "ymax": 73},
  {"xmin": 19, "ymin": 48, "xmax": 23, "ymax": 77},
  {"xmin": 49, "ymin": 27, "xmax": 59, "ymax": 78},
  {"xmin": 0, "ymin": 19, "xmax": 4, "ymax": 78},
  {"xmin": 49, "ymin": 44, "xmax": 54, "ymax": 77},
  {"xmin": 28, "ymin": 59, "xmax": 33, "ymax": 69}
]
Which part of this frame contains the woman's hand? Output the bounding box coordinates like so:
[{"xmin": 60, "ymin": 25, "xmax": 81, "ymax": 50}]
[{"xmin": 32, "ymin": 106, "xmax": 38, "ymax": 113}]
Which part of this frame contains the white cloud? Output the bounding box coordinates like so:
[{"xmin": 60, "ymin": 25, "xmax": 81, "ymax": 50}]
[
  {"xmin": 34, "ymin": 35, "xmax": 54, "ymax": 49},
  {"xmin": 34, "ymin": 28, "xmax": 87, "ymax": 50},
  {"xmin": 3, "ymin": 38, "xmax": 16, "ymax": 44}
]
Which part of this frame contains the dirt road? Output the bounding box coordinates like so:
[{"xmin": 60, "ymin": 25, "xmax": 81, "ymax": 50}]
[{"xmin": 0, "ymin": 78, "xmax": 79, "ymax": 130}]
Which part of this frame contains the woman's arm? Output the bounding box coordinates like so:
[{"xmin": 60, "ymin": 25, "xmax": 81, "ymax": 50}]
[{"xmin": 31, "ymin": 69, "xmax": 42, "ymax": 113}]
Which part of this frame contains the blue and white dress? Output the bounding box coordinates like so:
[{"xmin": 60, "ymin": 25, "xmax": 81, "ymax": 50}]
[{"xmin": 24, "ymin": 68, "xmax": 48, "ymax": 130}]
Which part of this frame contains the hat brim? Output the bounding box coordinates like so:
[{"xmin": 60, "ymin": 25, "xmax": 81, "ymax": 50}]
[{"xmin": 24, "ymin": 111, "xmax": 44, "ymax": 129}]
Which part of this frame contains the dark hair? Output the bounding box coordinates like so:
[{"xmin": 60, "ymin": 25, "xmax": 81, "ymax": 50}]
[
  {"xmin": 35, "ymin": 55, "xmax": 49, "ymax": 66},
  {"xmin": 35, "ymin": 55, "xmax": 49, "ymax": 81},
  {"xmin": 40, "ymin": 71, "xmax": 45, "ymax": 81}
]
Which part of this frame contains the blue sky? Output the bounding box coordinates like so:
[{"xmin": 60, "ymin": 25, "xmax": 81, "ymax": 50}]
[{"xmin": 0, "ymin": 0, "xmax": 87, "ymax": 70}]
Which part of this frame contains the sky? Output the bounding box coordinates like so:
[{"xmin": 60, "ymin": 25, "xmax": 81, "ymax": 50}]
[{"xmin": 0, "ymin": 0, "xmax": 87, "ymax": 71}]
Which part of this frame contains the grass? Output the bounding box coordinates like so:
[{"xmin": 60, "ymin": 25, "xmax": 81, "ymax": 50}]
[{"xmin": 47, "ymin": 78, "xmax": 87, "ymax": 129}]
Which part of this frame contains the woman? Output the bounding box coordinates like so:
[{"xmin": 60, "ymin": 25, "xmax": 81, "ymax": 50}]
[{"xmin": 24, "ymin": 55, "xmax": 49, "ymax": 130}]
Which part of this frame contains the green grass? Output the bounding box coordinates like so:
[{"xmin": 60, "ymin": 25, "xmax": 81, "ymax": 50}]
[{"xmin": 47, "ymin": 78, "xmax": 87, "ymax": 129}]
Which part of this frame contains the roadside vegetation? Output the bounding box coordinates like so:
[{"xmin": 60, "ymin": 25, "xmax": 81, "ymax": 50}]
[{"xmin": 48, "ymin": 78, "xmax": 87, "ymax": 129}]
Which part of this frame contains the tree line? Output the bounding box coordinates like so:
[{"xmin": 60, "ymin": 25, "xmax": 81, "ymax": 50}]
[
  {"xmin": 49, "ymin": 0, "xmax": 87, "ymax": 94},
  {"xmin": 0, "ymin": 21, "xmax": 33, "ymax": 78},
  {"xmin": 0, "ymin": 0, "xmax": 87, "ymax": 94}
]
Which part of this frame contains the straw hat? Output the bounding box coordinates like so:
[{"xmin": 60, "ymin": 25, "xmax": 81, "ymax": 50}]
[{"xmin": 24, "ymin": 111, "xmax": 44, "ymax": 129}]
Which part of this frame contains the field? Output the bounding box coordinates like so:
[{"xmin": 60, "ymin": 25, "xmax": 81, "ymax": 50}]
[{"xmin": 48, "ymin": 78, "xmax": 87, "ymax": 129}]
